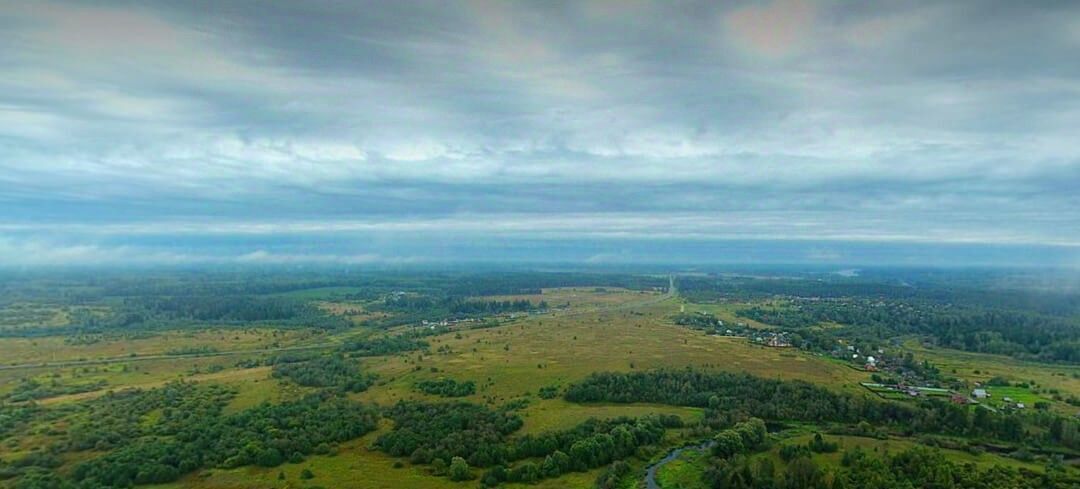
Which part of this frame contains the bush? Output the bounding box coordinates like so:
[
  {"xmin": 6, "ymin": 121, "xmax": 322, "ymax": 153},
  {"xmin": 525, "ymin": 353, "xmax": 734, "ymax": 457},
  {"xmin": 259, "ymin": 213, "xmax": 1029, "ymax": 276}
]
[{"xmin": 449, "ymin": 456, "xmax": 473, "ymax": 481}]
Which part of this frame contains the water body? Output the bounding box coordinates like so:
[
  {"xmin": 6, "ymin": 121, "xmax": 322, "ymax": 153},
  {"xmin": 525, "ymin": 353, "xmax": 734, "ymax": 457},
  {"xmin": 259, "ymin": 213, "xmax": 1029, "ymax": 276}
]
[{"xmin": 644, "ymin": 441, "xmax": 715, "ymax": 489}]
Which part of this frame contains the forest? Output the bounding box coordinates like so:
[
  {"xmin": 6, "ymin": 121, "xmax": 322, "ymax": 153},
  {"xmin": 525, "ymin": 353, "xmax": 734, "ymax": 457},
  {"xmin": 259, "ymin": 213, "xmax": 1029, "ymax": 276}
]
[
  {"xmin": 674, "ymin": 273, "xmax": 1080, "ymax": 363},
  {"xmin": 565, "ymin": 369, "xmax": 1078, "ymax": 450},
  {"xmin": 5, "ymin": 383, "xmax": 380, "ymax": 489}
]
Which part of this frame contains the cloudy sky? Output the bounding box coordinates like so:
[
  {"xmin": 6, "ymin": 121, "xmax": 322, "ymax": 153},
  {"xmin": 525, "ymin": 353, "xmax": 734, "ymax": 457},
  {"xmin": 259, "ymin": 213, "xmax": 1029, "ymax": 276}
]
[{"xmin": 1, "ymin": 0, "xmax": 1078, "ymax": 267}]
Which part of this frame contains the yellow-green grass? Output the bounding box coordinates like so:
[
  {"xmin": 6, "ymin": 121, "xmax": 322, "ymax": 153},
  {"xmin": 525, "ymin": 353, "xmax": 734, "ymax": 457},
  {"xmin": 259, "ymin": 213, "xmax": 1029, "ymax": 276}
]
[
  {"xmin": 0, "ymin": 354, "xmax": 271, "ymax": 404},
  {"xmin": 0, "ymin": 303, "xmax": 109, "ymax": 331},
  {"xmin": 979, "ymin": 386, "xmax": 1049, "ymax": 409},
  {"xmin": 0, "ymin": 328, "xmax": 316, "ymax": 366},
  {"xmin": 353, "ymin": 298, "xmax": 868, "ymax": 412},
  {"xmin": 677, "ymin": 301, "xmax": 773, "ymax": 330},
  {"xmin": 317, "ymin": 300, "xmax": 393, "ymax": 324},
  {"xmin": 220, "ymin": 372, "xmax": 317, "ymax": 414},
  {"xmin": 478, "ymin": 287, "xmax": 650, "ymax": 308}
]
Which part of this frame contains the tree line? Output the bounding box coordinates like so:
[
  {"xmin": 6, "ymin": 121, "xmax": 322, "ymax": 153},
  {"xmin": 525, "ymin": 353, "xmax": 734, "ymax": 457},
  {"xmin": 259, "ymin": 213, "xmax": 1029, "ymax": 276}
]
[
  {"xmin": 7, "ymin": 382, "xmax": 380, "ymax": 489},
  {"xmin": 737, "ymin": 298, "xmax": 1080, "ymax": 362},
  {"xmin": 703, "ymin": 444, "xmax": 1073, "ymax": 489},
  {"xmin": 415, "ymin": 378, "xmax": 477, "ymax": 397},
  {"xmin": 565, "ymin": 369, "xmax": 1070, "ymax": 449},
  {"xmin": 373, "ymin": 400, "xmax": 681, "ymax": 486}
]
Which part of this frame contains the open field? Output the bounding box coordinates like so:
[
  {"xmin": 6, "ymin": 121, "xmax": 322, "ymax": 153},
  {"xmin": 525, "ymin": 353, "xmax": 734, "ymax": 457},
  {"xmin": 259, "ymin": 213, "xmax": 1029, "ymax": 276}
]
[
  {"xmin": 353, "ymin": 294, "xmax": 869, "ymax": 409},
  {"xmin": 479, "ymin": 287, "xmax": 649, "ymax": 307},
  {"xmin": 674, "ymin": 301, "xmax": 773, "ymax": 329},
  {"xmin": 0, "ymin": 328, "xmax": 319, "ymax": 366},
  {"xmin": 316, "ymin": 301, "xmax": 392, "ymax": 324},
  {"xmin": 0, "ymin": 303, "xmax": 110, "ymax": 332},
  {"xmin": 0, "ymin": 352, "xmax": 276, "ymax": 403},
  {"xmin": 980, "ymin": 386, "xmax": 1046, "ymax": 407}
]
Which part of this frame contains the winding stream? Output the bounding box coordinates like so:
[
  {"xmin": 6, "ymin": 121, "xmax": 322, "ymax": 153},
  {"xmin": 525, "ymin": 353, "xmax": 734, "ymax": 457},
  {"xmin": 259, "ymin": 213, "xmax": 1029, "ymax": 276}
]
[{"xmin": 644, "ymin": 441, "xmax": 715, "ymax": 489}]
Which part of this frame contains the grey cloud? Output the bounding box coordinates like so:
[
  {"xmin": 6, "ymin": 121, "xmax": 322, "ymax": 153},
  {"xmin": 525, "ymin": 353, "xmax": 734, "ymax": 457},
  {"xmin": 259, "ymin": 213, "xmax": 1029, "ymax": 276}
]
[{"xmin": 0, "ymin": 0, "xmax": 1077, "ymax": 265}]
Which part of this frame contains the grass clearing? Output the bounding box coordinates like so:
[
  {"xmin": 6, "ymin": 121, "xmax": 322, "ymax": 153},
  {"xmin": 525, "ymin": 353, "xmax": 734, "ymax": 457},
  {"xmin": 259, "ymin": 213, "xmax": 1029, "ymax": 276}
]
[
  {"xmin": 0, "ymin": 328, "xmax": 315, "ymax": 366},
  {"xmin": 655, "ymin": 449, "xmax": 709, "ymax": 489}
]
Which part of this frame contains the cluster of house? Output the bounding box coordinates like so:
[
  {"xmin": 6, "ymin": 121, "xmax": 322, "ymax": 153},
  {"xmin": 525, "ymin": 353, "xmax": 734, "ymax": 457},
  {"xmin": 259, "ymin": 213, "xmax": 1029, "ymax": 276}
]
[
  {"xmin": 751, "ymin": 331, "xmax": 793, "ymax": 348},
  {"xmin": 835, "ymin": 343, "xmax": 886, "ymax": 371},
  {"xmin": 420, "ymin": 317, "xmax": 477, "ymax": 329}
]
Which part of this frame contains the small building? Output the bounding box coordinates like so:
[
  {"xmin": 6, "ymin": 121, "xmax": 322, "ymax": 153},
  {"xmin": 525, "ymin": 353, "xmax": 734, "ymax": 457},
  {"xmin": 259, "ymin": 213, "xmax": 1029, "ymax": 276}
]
[
  {"xmin": 973, "ymin": 389, "xmax": 989, "ymax": 399},
  {"xmin": 1016, "ymin": 402, "xmax": 1025, "ymax": 409},
  {"xmin": 767, "ymin": 336, "xmax": 792, "ymax": 348}
]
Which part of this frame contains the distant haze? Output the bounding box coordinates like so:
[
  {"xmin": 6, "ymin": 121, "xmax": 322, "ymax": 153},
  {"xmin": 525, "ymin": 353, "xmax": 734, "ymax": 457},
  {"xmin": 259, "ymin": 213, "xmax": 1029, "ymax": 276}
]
[{"xmin": 0, "ymin": 1, "xmax": 1078, "ymax": 267}]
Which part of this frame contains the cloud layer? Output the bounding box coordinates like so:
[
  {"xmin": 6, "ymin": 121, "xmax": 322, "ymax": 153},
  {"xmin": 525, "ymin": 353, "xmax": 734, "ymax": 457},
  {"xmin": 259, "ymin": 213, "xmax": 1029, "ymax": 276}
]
[{"xmin": 1, "ymin": 0, "xmax": 1078, "ymax": 266}]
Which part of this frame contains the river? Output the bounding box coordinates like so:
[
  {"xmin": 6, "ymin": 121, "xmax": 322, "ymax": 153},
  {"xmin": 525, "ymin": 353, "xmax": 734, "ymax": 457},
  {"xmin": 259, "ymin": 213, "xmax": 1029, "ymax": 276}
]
[{"xmin": 644, "ymin": 440, "xmax": 714, "ymax": 489}]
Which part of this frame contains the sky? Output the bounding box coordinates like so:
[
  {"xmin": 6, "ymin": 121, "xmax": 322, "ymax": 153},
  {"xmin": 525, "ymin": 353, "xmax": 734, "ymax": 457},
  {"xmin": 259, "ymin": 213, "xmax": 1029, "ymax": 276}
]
[{"xmin": 1, "ymin": 0, "xmax": 1079, "ymax": 268}]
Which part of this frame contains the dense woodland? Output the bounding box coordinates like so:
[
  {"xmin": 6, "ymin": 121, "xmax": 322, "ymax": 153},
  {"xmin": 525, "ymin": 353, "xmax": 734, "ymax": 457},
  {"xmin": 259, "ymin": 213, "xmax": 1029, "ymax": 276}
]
[
  {"xmin": 571, "ymin": 370, "xmax": 1080, "ymax": 488},
  {"xmin": 415, "ymin": 378, "xmax": 477, "ymax": 397},
  {"xmin": 3, "ymin": 383, "xmax": 380, "ymax": 489},
  {"xmin": 566, "ymin": 369, "xmax": 1080, "ymax": 450},
  {"xmin": 372, "ymin": 400, "xmax": 679, "ymax": 486},
  {"xmin": 0, "ymin": 270, "xmax": 661, "ymax": 337},
  {"xmin": 737, "ymin": 298, "xmax": 1080, "ymax": 362},
  {"xmin": 271, "ymin": 354, "xmax": 375, "ymax": 392},
  {"xmin": 677, "ymin": 274, "xmax": 1080, "ymax": 363},
  {"xmin": 702, "ymin": 442, "xmax": 1072, "ymax": 489}
]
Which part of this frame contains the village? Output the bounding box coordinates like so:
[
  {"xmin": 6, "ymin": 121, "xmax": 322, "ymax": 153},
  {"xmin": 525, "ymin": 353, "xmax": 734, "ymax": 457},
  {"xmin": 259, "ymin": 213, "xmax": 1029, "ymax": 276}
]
[{"xmin": 675, "ymin": 310, "xmax": 1039, "ymax": 412}]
